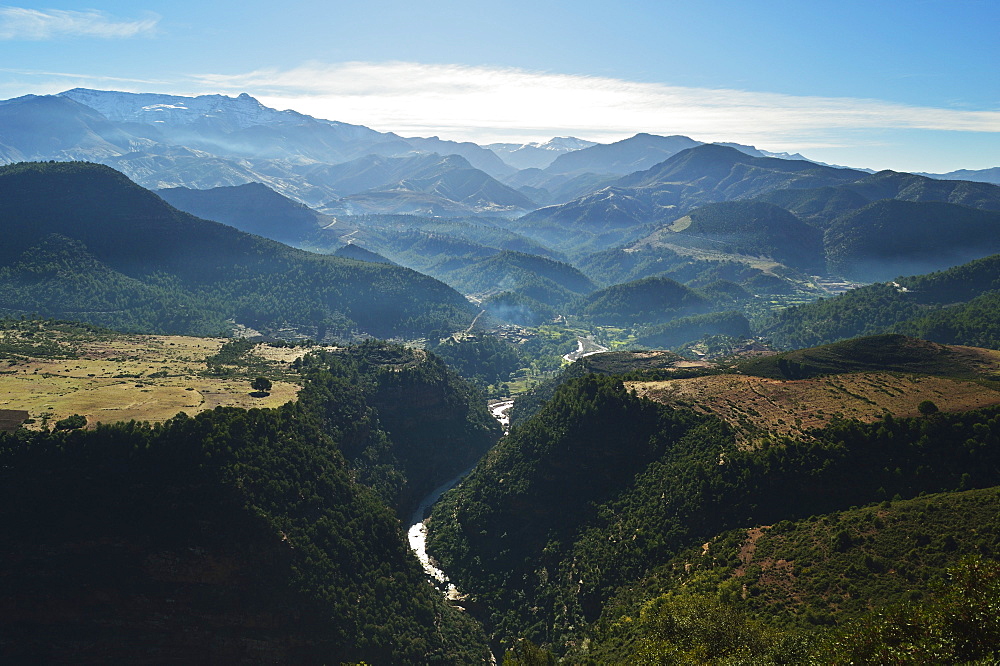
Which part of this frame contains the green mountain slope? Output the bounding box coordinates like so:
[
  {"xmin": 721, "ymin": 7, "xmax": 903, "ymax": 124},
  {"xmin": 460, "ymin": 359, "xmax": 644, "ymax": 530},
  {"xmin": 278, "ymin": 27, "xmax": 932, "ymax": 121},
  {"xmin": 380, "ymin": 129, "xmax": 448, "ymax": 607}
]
[
  {"xmin": 506, "ymin": 349, "xmax": 695, "ymax": 427},
  {"xmin": 738, "ymin": 333, "xmax": 999, "ymax": 381},
  {"xmin": 848, "ymin": 169, "xmax": 1000, "ymax": 212},
  {"xmin": 824, "ymin": 200, "xmax": 1000, "ymax": 281},
  {"xmin": 577, "ymin": 245, "xmax": 779, "ymax": 298},
  {"xmin": 589, "ymin": 493, "xmax": 1000, "ymax": 664},
  {"xmin": 758, "ymin": 184, "xmax": 873, "ymax": 227},
  {"xmin": 510, "ymin": 187, "xmax": 658, "ymax": 257},
  {"xmin": 664, "ymin": 201, "xmax": 825, "ymax": 273},
  {"xmin": 758, "ymin": 169, "xmax": 1000, "ymax": 229},
  {"xmin": 575, "ymin": 275, "xmax": 712, "ymax": 325},
  {"xmin": 611, "ymin": 144, "xmax": 862, "ymax": 213},
  {"xmin": 0, "ymin": 234, "xmax": 228, "ymax": 333},
  {"xmin": 576, "ymin": 244, "xmax": 691, "ymax": 286},
  {"xmin": 299, "ymin": 213, "xmax": 561, "ymax": 276},
  {"xmin": 157, "ymin": 182, "xmax": 331, "ymax": 244},
  {"xmin": 517, "ymin": 146, "xmax": 1000, "ymax": 276},
  {"xmin": 621, "ymin": 486, "xmax": 1000, "ymax": 628},
  {"xmin": 894, "ymin": 290, "xmax": 1000, "ymax": 349},
  {"xmin": 508, "ymin": 145, "xmax": 861, "ymax": 262},
  {"xmin": 298, "ymin": 342, "xmax": 502, "ymax": 516},
  {"xmin": 428, "ymin": 372, "xmax": 1000, "ymax": 656},
  {"xmin": 0, "ymin": 162, "xmax": 475, "ymax": 339},
  {"xmin": 759, "ymin": 253, "xmax": 1000, "ymax": 350},
  {"xmin": 331, "ymin": 243, "xmax": 398, "ymax": 265},
  {"xmin": 445, "ymin": 250, "xmax": 596, "ymax": 305},
  {"xmin": 636, "ymin": 310, "xmax": 752, "ymax": 348}
]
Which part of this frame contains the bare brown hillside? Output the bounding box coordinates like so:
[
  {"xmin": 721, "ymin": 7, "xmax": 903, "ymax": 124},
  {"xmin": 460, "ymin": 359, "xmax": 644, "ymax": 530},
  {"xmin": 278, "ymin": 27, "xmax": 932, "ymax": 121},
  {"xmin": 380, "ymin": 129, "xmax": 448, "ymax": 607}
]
[{"xmin": 629, "ymin": 372, "xmax": 1000, "ymax": 447}]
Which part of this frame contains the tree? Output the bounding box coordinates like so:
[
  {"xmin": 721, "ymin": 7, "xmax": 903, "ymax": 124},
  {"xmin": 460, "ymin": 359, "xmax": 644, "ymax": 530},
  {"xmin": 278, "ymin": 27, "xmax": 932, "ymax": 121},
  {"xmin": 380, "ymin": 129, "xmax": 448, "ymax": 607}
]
[
  {"xmin": 54, "ymin": 414, "xmax": 87, "ymax": 430},
  {"xmin": 251, "ymin": 376, "xmax": 272, "ymax": 394},
  {"xmin": 503, "ymin": 639, "xmax": 556, "ymax": 665},
  {"xmin": 918, "ymin": 400, "xmax": 939, "ymax": 416}
]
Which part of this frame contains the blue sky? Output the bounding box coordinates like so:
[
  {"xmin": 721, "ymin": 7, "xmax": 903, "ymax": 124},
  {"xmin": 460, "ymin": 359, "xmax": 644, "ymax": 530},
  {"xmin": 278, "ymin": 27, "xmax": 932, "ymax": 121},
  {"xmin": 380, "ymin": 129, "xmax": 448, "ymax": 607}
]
[{"xmin": 0, "ymin": 0, "xmax": 997, "ymax": 172}]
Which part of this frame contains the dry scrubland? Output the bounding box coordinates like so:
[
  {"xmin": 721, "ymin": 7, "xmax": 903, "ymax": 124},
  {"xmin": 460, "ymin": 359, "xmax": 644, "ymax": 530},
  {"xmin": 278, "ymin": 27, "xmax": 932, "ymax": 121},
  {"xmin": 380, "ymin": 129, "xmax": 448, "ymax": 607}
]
[
  {"xmin": 0, "ymin": 332, "xmax": 315, "ymax": 429},
  {"xmin": 629, "ymin": 371, "xmax": 1000, "ymax": 447}
]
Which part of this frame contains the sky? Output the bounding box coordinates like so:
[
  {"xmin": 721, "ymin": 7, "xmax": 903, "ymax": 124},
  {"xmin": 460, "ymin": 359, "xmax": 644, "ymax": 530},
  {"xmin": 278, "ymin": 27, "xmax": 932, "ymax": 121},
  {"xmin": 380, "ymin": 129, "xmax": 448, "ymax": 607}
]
[{"xmin": 0, "ymin": 0, "xmax": 997, "ymax": 173}]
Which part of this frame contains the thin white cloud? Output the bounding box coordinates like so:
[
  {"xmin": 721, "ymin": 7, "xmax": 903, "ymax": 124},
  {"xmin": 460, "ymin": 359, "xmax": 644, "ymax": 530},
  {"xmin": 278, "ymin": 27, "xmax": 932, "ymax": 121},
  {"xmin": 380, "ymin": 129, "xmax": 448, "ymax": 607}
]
[
  {"xmin": 0, "ymin": 67, "xmax": 170, "ymax": 102},
  {"xmin": 0, "ymin": 7, "xmax": 158, "ymax": 40},
  {"xmin": 191, "ymin": 61, "xmax": 1000, "ymax": 149},
  {"xmin": 0, "ymin": 67, "xmax": 166, "ymax": 85}
]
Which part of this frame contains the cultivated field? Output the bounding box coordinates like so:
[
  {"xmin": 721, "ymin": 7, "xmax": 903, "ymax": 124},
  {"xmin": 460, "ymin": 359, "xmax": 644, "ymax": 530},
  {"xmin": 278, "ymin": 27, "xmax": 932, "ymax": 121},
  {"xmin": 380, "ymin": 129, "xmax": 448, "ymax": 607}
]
[
  {"xmin": 628, "ymin": 371, "xmax": 1000, "ymax": 447},
  {"xmin": 0, "ymin": 324, "xmax": 321, "ymax": 430}
]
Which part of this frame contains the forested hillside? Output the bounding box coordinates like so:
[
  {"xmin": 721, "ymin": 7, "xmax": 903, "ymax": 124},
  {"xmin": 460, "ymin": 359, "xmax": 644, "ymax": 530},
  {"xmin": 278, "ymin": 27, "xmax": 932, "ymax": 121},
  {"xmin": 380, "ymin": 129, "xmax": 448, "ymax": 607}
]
[
  {"xmin": 429, "ymin": 363, "xmax": 1000, "ymax": 660},
  {"xmin": 573, "ymin": 275, "xmax": 712, "ymax": 325},
  {"xmin": 760, "ymin": 253, "xmax": 1000, "ymax": 350},
  {"xmin": 823, "ymin": 200, "xmax": 1000, "ymax": 281},
  {"xmin": 0, "ymin": 162, "xmax": 475, "ymax": 339},
  {"xmin": 0, "ymin": 341, "xmax": 498, "ymax": 663},
  {"xmin": 588, "ymin": 504, "xmax": 1000, "ymax": 663},
  {"xmin": 157, "ymin": 182, "xmax": 331, "ymax": 243},
  {"xmin": 659, "ymin": 201, "xmax": 826, "ymax": 274},
  {"xmin": 444, "ymin": 251, "xmax": 596, "ymax": 306}
]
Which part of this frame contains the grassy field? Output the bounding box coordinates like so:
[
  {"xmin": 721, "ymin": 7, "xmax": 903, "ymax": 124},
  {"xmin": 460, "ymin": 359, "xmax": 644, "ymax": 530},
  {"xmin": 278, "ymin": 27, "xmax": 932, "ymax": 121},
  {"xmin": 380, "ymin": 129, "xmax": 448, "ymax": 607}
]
[
  {"xmin": 0, "ymin": 322, "xmax": 321, "ymax": 429},
  {"xmin": 629, "ymin": 371, "xmax": 1000, "ymax": 446}
]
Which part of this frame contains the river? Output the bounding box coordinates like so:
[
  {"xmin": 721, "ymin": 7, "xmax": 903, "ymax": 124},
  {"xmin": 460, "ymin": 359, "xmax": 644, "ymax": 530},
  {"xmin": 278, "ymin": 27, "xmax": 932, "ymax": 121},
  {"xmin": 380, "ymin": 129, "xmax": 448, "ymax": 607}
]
[
  {"xmin": 406, "ymin": 400, "xmax": 512, "ymax": 596},
  {"xmin": 562, "ymin": 336, "xmax": 609, "ymax": 362},
  {"xmin": 489, "ymin": 399, "xmax": 514, "ymax": 428},
  {"xmin": 405, "ymin": 462, "xmax": 476, "ymax": 598},
  {"xmin": 405, "ymin": 401, "xmax": 510, "ymax": 663}
]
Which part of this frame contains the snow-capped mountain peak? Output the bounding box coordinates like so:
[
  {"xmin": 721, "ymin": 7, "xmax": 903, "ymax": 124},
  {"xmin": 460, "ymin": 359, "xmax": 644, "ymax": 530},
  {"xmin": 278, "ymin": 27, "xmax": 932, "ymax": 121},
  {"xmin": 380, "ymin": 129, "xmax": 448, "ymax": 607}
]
[
  {"xmin": 487, "ymin": 136, "xmax": 598, "ymax": 170},
  {"xmin": 59, "ymin": 88, "xmax": 306, "ymax": 130},
  {"xmin": 533, "ymin": 136, "xmax": 598, "ymax": 152}
]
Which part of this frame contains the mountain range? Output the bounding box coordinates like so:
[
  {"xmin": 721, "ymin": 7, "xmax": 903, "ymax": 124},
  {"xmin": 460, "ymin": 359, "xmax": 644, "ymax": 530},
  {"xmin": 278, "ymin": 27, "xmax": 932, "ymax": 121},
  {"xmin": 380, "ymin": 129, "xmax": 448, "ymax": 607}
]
[
  {"xmin": 4, "ymin": 86, "xmax": 1000, "ymax": 335},
  {"xmin": 5, "ymin": 88, "xmax": 998, "ymax": 251},
  {"xmin": 919, "ymin": 166, "xmax": 1000, "ymax": 185},
  {"xmin": 0, "ymin": 90, "xmax": 516, "ymax": 211}
]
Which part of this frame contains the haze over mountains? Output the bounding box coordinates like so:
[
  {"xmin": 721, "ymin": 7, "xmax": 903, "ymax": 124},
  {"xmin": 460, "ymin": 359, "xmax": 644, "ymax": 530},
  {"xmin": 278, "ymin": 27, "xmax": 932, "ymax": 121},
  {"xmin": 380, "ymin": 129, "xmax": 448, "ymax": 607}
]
[
  {"xmin": 0, "ymin": 90, "xmax": 517, "ymax": 211},
  {"xmin": 3, "ymin": 87, "xmax": 998, "ymax": 231},
  {"xmin": 7, "ymin": 86, "xmax": 999, "ymax": 327}
]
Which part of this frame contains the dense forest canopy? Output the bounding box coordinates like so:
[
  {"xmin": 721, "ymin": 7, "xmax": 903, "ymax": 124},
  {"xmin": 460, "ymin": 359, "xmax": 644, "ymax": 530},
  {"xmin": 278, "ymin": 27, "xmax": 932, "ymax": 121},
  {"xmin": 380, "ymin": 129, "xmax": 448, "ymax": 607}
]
[{"xmin": 0, "ymin": 341, "xmax": 497, "ymax": 663}]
